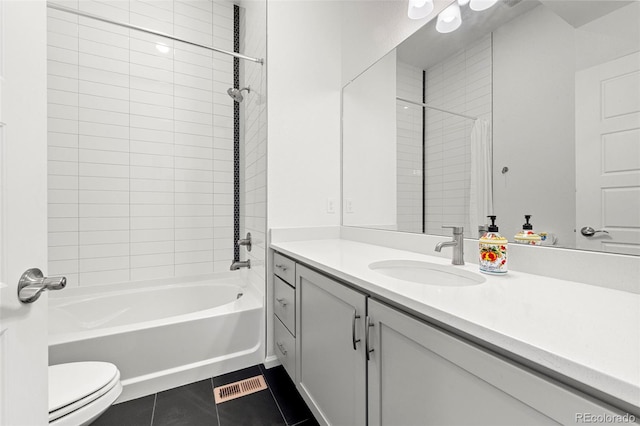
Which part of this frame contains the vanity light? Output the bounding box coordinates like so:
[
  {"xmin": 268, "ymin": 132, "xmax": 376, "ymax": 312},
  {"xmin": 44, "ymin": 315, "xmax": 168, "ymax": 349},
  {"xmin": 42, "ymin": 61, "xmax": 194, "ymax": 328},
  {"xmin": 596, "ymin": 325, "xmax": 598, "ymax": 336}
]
[
  {"xmin": 407, "ymin": 0, "xmax": 434, "ymax": 20},
  {"xmin": 469, "ymin": 0, "xmax": 498, "ymax": 11},
  {"xmin": 436, "ymin": 2, "xmax": 462, "ymax": 33}
]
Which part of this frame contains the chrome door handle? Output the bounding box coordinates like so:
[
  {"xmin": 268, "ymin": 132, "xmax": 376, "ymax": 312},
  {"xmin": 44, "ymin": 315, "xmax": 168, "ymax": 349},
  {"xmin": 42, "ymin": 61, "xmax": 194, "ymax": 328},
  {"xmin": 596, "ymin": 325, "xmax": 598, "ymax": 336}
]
[
  {"xmin": 580, "ymin": 226, "xmax": 609, "ymax": 237},
  {"xmin": 17, "ymin": 268, "xmax": 66, "ymax": 303},
  {"xmin": 276, "ymin": 297, "xmax": 288, "ymax": 306},
  {"xmin": 275, "ymin": 264, "xmax": 288, "ymax": 271},
  {"xmin": 352, "ymin": 310, "xmax": 361, "ymax": 350}
]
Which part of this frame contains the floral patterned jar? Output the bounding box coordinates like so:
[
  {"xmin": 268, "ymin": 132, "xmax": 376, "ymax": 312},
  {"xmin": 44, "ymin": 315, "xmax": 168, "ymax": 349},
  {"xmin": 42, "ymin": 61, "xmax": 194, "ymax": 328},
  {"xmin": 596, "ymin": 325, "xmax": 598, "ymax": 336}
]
[{"xmin": 479, "ymin": 232, "xmax": 508, "ymax": 274}]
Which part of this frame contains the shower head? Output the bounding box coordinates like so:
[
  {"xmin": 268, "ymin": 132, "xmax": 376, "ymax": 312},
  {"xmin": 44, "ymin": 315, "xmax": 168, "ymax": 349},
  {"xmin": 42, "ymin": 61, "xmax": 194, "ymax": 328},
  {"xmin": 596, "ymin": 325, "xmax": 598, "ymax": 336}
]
[{"xmin": 227, "ymin": 86, "xmax": 251, "ymax": 103}]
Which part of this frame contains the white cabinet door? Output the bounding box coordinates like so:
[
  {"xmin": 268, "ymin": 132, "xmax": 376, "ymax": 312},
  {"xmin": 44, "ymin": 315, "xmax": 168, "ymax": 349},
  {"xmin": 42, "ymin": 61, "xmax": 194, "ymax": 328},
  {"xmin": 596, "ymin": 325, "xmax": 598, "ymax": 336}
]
[
  {"xmin": 296, "ymin": 265, "xmax": 367, "ymax": 426},
  {"xmin": 0, "ymin": 1, "xmax": 50, "ymax": 424},
  {"xmin": 367, "ymin": 299, "xmax": 622, "ymax": 426}
]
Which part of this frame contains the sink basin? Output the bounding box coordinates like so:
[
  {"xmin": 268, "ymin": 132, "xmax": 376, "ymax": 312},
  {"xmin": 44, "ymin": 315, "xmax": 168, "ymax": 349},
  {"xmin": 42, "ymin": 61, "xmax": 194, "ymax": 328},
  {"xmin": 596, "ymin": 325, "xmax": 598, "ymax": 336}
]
[{"xmin": 368, "ymin": 260, "xmax": 486, "ymax": 287}]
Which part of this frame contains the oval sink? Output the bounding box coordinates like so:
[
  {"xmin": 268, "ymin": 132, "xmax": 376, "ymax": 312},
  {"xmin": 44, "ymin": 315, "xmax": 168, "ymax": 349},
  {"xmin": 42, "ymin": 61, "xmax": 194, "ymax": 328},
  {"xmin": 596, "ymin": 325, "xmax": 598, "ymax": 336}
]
[{"xmin": 369, "ymin": 260, "xmax": 486, "ymax": 287}]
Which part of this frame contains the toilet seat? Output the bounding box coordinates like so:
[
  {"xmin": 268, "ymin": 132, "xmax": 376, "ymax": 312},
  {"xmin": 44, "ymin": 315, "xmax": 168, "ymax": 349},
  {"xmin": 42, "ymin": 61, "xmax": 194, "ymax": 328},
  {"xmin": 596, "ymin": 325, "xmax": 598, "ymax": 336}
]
[{"xmin": 49, "ymin": 362, "xmax": 122, "ymax": 426}]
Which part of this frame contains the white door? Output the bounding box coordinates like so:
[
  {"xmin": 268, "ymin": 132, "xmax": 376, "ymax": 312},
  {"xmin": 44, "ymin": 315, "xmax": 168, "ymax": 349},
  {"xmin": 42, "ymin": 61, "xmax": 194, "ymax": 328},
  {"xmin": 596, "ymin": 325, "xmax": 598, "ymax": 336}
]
[
  {"xmin": 576, "ymin": 51, "xmax": 640, "ymax": 255},
  {"xmin": 0, "ymin": 1, "xmax": 50, "ymax": 425}
]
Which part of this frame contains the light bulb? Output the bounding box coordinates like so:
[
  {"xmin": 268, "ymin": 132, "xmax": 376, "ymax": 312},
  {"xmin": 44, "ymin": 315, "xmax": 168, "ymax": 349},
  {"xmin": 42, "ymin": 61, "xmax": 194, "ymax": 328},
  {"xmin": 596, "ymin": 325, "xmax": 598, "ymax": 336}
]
[
  {"xmin": 469, "ymin": 0, "xmax": 498, "ymax": 11},
  {"xmin": 407, "ymin": 0, "xmax": 434, "ymax": 20},
  {"xmin": 436, "ymin": 2, "xmax": 462, "ymax": 33}
]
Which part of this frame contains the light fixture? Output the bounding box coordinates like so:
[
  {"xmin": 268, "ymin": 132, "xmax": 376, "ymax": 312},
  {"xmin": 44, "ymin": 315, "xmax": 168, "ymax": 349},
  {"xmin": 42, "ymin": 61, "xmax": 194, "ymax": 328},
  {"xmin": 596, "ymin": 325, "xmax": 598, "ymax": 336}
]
[
  {"xmin": 407, "ymin": 0, "xmax": 434, "ymax": 20},
  {"xmin": 436, "ymin": 2, "xmax": 462, "ymax": 33},
  {"xmin": 469, "ymin": 0, "xmax": 498, "ymax": 11},
  {"xmin": 155, "ymin": 43, "xmax": 170, "ymax": 54}
]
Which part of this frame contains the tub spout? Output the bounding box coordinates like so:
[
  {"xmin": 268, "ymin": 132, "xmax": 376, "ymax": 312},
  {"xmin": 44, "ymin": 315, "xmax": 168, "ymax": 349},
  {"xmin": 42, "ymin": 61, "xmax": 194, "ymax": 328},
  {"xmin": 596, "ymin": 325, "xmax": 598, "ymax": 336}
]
[{"xmin": 230, "ymin": 260, "xmax": 251, "ymax": 270}]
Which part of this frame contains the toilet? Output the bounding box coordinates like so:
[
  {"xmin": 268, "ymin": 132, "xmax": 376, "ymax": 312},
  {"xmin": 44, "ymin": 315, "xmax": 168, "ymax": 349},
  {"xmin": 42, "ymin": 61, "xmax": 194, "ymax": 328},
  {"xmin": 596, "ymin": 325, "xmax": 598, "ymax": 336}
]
[{"xmin": 49, "ymin": 362, "xmax": 122, "ymax": 426}]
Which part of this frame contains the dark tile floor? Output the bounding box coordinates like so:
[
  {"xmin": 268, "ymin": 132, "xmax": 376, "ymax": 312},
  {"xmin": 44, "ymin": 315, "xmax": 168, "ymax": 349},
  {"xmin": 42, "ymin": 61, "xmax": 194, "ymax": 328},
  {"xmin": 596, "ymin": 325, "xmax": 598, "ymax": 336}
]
[{"xmin": 93, "ymin": 364, "xmax": 319, "ymax": 426}]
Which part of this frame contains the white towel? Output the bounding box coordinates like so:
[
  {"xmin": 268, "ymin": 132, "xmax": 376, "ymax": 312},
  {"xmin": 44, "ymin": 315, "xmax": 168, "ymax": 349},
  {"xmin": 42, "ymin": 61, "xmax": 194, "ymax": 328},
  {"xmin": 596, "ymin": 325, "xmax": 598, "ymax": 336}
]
[{"xmin": 469, "ymin": 119, "xmax": 493, "ymax": 235}]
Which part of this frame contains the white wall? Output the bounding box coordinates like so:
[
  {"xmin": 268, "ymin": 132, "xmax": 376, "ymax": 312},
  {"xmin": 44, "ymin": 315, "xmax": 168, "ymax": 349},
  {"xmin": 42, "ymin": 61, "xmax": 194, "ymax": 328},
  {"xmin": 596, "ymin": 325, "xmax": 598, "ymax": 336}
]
[
  {"xmin": 266, "ymin": 0, "xmax": 342, "ymax": 229},
  {"xmin": 493, "ymin": 5, "xmax": 576, "ymax": 245},
  {"xmin": 343, "ymin": 51, "xmax": 397, "ymax": 228}
]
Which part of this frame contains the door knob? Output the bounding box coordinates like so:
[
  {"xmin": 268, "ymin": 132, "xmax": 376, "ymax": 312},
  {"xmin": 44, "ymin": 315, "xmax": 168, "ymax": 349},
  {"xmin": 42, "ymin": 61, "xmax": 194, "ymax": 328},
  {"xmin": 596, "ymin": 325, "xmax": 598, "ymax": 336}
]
[
  {"xmin": 17, "ymin": 268, "xmax": 66, "ymax": 303},
  {"xmin": 580, "ymin": 226, "xmax": 609, "ymax": 237}
]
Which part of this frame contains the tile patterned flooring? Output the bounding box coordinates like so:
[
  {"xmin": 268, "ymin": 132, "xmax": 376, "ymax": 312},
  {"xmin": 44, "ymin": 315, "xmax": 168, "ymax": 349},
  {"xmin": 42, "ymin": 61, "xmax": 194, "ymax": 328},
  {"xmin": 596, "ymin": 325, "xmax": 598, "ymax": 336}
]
[{"xmin": 93, "ymin": 365, "xmax": 319, "ymax": 426}]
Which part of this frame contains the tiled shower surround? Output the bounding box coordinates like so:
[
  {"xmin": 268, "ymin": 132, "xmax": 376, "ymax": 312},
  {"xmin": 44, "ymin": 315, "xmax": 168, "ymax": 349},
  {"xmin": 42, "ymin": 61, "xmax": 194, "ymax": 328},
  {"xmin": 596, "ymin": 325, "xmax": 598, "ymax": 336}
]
[
  {"xmin": 46, "ymin": 0, "xmax": 249, "ymax": 287},
  {"xmin": 396, "ymin": 34, "xmax": 492, "ymax": 237}
]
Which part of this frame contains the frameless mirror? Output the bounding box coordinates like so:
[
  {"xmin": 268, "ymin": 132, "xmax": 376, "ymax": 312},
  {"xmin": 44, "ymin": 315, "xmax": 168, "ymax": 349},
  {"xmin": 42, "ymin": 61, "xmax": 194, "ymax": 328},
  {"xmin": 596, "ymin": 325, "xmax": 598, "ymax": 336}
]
[{"xmin": 342, "ymin": 0, "xmax": 640, "ymax": 255}]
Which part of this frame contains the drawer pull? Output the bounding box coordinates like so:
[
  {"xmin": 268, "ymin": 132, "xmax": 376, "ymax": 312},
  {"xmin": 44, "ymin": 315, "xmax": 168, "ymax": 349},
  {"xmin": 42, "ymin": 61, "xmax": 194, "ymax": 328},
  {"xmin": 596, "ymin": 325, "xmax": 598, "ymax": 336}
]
[
  {"xmin": 276, "ymin": 342, "xmax": 287, "ymax": 356},
  {"xmin": 276, "ymin": 297, "xmax": 288, "ymax": 306},
  {"xmin": 365, "ymin": 316, "xmax": 374, "ymax": 361},
  {"xmin": 275, "ymin": 264, "xmax": 288, "ymax": 271},
  {"xmin": 352, "ymin": 310, "xmax": 361, "ymax": 350}
]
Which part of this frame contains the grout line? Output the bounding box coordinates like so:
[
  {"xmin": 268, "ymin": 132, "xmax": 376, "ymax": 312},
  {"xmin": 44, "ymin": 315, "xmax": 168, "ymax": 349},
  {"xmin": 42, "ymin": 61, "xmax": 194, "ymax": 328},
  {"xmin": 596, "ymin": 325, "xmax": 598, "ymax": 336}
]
[
  {"xmin": 149, "ymin": 393, "xmax": 158, "ymax": 426},
  {"xmin": 259, "ymin": 365, "xmax": 289, "ymax": 425},
  {"xmin": 212, "ymin": 377, "xmax": 221, "ymax": 426}
]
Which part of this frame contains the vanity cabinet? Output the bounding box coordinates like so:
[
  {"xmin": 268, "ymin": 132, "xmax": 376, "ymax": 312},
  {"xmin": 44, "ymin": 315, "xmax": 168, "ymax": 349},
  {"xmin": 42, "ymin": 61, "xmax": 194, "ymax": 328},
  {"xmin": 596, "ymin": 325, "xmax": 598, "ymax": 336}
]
[
  {"xmin": 273, "ymin": 252, "xmax": 297, "ymax": 380},
  {"xmin": 272, "ymin": 251, "xmax": 626, "ymax": 426},
  {"xmin": 366, "ymin": 299, "xmax": 613, "ymax": 425},
  {"xmin": 295, "ymin": 264, "xmax": 367, "ymax": 426}
]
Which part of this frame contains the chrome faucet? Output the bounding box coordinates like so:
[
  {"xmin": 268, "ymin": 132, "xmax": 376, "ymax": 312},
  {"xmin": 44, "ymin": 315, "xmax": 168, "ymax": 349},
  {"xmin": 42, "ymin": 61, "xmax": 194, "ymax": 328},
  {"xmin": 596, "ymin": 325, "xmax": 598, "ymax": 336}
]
[
  {"xmin": 230, "ymin": 260, "xmax": 251, "ymax": 270},
  {"xmin": 435, "ymin": 226, "xmax": 464, "ymax": 265}
]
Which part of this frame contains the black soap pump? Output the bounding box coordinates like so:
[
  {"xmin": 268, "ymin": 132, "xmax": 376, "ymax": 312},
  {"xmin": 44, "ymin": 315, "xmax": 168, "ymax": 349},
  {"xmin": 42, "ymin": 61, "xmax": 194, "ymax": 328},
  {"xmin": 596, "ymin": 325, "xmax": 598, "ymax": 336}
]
[
  {"xmin": 514, "ymin": 215, "xmax": 542, "ymax": 245},
  {"xmin": 479, "ymin": 215, "xmax": 508, "ymax": 274}
]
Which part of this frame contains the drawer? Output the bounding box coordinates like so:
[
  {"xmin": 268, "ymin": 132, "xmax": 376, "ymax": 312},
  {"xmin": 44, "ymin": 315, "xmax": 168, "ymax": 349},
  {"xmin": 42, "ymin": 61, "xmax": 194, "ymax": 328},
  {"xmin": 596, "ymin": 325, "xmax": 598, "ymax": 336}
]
[
  {"xmin": 274, "ymin": 316, "xmax": 296, "ymax": 381},
  {"xmin": 274, "ymin": 276, "xmax": 295, "ymax": 335},
  {"xmin": 273, "ymin": 252, "xmax": 295, "ymax": 286}
]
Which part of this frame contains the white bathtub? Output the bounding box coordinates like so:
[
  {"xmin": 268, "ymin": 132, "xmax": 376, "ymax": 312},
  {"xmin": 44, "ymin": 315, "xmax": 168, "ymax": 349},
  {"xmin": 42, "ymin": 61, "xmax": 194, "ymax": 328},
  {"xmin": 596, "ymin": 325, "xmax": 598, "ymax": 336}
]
[{"xmin": 48, "ymin": 275, "xmax": 264, "ymax": 402}]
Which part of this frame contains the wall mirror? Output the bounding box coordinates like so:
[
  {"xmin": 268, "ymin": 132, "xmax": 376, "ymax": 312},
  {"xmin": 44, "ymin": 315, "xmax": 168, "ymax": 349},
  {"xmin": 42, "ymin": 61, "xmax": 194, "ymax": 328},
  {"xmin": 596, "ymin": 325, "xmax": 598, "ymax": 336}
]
[{"xmin": 342, "ymin": 0, "xmax": 640, "ymax": 255}]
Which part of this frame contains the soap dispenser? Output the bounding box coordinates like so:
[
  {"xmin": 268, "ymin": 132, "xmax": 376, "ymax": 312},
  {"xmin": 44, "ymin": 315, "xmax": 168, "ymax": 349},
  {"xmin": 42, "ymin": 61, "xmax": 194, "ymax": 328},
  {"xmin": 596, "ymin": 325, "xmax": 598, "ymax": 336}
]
[
  {"xmin": 514, "ymin": 215, "xmax": 542, "ymax": 245},
  {"xmin": 479, "ymin": 215, "xmax": 508, "ymax": 274}
]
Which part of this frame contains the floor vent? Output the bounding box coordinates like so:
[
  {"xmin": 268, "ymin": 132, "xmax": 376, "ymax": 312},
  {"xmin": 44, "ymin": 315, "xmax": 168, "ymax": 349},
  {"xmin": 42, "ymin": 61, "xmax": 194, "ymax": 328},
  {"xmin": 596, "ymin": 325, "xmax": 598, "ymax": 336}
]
[{"xmin": 214, "ymin": 375, "xmax": 268, "ymax": 404}]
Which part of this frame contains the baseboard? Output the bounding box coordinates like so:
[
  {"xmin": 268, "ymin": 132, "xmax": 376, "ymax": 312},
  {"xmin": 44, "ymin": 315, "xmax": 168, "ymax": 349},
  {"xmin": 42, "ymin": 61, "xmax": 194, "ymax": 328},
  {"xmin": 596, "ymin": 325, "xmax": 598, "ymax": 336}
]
[{"xmin": 262, "ymin": 355, "xmax": 281, "ymax": 369}]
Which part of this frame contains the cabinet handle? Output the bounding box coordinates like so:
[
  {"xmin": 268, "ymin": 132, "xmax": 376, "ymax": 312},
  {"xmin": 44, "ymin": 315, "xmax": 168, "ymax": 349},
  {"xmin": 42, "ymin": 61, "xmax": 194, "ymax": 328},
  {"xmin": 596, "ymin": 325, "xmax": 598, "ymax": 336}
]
[
  {"xmin": 275, "ymin": 264, "xmax": 288, "ymax": 271},
  {"xmin": 352, "ymin": 310, "xmax": 361, "ymax": 350},
  {"xmin": 276, "ymin": 297, "xmax": 288, "ymax": 306},
  {"xmin": 276, "ymin": 342, "xmax": 287, "ymax": 356},
  {"xmin": 365, "ymin": 316, "xmax": 374, "ymax": 361}
]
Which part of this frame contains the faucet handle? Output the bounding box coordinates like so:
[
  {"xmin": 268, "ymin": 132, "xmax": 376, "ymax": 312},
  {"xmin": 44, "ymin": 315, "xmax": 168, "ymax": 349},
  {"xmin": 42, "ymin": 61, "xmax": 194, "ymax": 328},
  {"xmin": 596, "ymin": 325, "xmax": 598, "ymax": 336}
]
[{"xmin": 442, "ymin": 225, "xmax": 464, "ymax": 234}]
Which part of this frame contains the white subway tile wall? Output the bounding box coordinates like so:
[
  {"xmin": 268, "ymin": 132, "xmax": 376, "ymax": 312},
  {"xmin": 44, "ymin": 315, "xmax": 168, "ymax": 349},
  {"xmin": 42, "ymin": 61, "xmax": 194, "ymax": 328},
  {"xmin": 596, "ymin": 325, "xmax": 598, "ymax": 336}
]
[
  {"xmin": 47, "ymin": 0, "xmax": 241, "ymax": 287},
  {"xmin": 396, "ymin": 62, "xmax": 424, "ymax": 234},
  {"xmin": 239, "ymin": 2, "xmax": 267, "ymax": 293},
  {"xmin": 424, "ymin": 34, "xmax": 492, "ymax": 237}
]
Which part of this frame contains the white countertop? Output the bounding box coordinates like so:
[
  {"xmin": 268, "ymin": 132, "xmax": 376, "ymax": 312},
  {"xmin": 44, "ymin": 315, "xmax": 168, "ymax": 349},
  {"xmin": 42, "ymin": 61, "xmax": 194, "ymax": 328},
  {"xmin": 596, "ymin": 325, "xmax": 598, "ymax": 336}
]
[{"xmin": 271, "ymin": 238, "xmax": 640, "ymax": 411}]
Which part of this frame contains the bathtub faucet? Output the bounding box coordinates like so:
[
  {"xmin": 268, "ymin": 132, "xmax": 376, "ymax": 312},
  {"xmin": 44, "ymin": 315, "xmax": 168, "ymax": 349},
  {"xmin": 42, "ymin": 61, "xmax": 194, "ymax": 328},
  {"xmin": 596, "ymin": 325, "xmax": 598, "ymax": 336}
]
[
  {"xmin": 230, "ymin": 260, "xmax": 251, "ymax": 270},
  {"xmin": 237, "ymin": 232, "xmax": 252, "ymax": 252}
]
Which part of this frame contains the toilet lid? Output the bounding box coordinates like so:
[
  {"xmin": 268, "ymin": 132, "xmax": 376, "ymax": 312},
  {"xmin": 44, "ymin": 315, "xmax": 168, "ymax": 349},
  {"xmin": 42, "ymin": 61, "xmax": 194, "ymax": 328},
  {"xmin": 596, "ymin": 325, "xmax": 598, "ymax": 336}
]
[{"xmin": 49, "ymin": 362, "xmax": 119, "ymax": 414}]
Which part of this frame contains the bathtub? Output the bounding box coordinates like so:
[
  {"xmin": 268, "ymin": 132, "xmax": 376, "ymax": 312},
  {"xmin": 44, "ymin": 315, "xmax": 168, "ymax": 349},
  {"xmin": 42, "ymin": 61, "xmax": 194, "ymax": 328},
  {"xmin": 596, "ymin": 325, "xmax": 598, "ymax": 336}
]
[{"xmin": 48, "ymin": 274, "xmax": 264, "ymax": 402}]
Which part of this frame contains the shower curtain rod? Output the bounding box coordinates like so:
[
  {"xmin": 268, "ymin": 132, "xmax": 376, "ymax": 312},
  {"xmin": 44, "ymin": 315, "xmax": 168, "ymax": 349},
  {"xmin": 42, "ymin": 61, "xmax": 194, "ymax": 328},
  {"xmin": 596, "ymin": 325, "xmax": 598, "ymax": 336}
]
[
  {"xmin": 397, "ymin": 97, "xmax": 477, "ymax": 121},
  {"xmin": 47, "ymin": 2, "xmax": 264, "ymax": 65}
]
